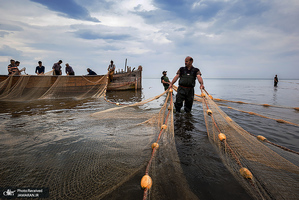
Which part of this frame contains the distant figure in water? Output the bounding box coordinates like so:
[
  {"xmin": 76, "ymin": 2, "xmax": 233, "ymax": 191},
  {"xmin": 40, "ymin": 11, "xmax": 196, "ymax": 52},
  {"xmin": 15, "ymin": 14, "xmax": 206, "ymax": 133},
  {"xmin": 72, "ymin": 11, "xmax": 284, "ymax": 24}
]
[
  {"xmin": 274, "ymin": 75, "xmax": 278, "ymax": 87},
  {"xmin": 87, "ymin": 68, "xmax": 97, "ymax": 75}
]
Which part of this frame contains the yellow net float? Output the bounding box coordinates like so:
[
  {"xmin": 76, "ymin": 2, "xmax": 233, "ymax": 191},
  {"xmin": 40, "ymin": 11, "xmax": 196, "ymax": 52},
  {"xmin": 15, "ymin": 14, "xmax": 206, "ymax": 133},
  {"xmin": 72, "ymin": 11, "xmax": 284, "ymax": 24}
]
[
  {"xmin": 218, "ymin": 133, "xmax": 226, "ymax": 141},
  {"xmin": 257, "ymin": 135, "xmax": 266, "ymax": 141},
  {"xmin": 276, "ymin": 119, "xmax": 286, "ymax": 123},
  {"xmin": 161, "ymin": 124, "xmax": 167, "ymax": 130},
  {"xmin": 239, "ymin": 167, "xmax": 253, "ymax": 180},
  {"xmin": 141, "ymin": 175, "xmax": 152, "ymax": 189},
  {"xmin": 151, "ymin": 143, "xmax": 159, "ymax": 149},
  {"xmin": 207, "ymin": 109, "xmax": 212, "ymax": 115},
  {"xmin": 225, "ymin": 116, "xmax": 232, "ymax": 122},
  {"xmin": 201, "ymin": 93, "xmax": 206, "ymax": 97}
]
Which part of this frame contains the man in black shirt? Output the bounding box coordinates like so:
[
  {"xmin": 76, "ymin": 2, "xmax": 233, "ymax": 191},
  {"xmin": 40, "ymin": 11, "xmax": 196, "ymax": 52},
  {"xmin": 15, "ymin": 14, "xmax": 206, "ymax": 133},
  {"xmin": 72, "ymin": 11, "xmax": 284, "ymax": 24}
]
[
  {"xmin": 274, "ymin": 75, "xmax": 278, "ymax": 87},
  {"xmin": 169, "ymin": 56, "xmax": 204, "ymax": 113},
  {"xmin": 35, "ymin": 61, "xmax": 45, "ymax": 75}
]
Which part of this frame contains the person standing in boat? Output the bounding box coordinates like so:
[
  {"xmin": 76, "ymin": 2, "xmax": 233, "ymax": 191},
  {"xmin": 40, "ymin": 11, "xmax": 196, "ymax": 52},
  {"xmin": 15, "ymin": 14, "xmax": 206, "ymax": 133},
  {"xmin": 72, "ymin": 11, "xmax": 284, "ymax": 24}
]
[
  {"xmin": 52, "ymin": 60, "xmax": 62, "ymax": 75},
  {"xmin": 8, "ymin": 59, "xmax": 19, "ymax": 75},
  {"xmin": 107, "ymin": 60, "xmax": 115, "ymax": 82},
  {"xmin": 87, "ymin": 68, "xmax": 97, "ymax": 75},
  {"xmin": 169, "ymin": 56, "xmax": 204, "ymax": 113},
  {"xmin": 35, "ymin": 61, "xmax": 45, "ymax": 75},
  {"xmin": 65, "ymin": 63, "xmax": 75, "ymax": 76},
  {"xmin": 274, "ymin": 75, "xmax": 278, "ymax": 87},
  {"xmin": 161, "ymin": 71, "xmax": 171, "ymax": 91}
]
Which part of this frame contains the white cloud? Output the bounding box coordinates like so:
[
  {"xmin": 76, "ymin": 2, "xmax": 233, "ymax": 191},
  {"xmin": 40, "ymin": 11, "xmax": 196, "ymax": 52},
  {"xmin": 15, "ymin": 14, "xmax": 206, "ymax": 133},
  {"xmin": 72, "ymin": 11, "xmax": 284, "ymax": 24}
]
[{"xmin": 0, "ymin": 0, "xmax": 298, "ymax": 79}]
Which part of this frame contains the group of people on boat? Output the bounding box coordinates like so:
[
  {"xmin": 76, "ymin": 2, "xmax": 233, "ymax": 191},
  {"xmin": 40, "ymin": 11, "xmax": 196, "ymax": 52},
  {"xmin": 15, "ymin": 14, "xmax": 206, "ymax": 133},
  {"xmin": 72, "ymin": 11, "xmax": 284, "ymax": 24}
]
[{"xmin": 6, "ymin": 59, "xmax": 117, "ymax": 77}]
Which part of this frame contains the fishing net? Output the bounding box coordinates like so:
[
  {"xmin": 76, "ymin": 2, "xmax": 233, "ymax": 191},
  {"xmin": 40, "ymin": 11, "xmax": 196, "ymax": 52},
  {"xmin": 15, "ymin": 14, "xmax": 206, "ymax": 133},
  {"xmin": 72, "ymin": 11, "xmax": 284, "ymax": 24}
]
[
  {"xmin": 0, "ymin": 75, "xmax": 108, "ymax": 101},
  {"xmin": 0, "ymin": 76, "xmax": 298, "ymax": 200},
  {"xmin": 200, "ymin": 90, "xmax": 299, "ymax": 200}
]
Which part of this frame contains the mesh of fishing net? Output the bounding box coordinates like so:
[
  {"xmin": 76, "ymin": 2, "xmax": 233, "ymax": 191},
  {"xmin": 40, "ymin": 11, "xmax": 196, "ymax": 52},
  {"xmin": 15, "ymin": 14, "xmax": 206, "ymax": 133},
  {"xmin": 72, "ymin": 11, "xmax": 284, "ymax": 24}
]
[
  {"xmin": 0, "ymin": 75, "xmax": 108, "ymax": 101},
  {"xmin": 0, "ymin": 75, "xmax": 298, "ymax": 200},
  {"xmin": 201, "ymin": 90, "xmax": 299, "ymax": 200}
]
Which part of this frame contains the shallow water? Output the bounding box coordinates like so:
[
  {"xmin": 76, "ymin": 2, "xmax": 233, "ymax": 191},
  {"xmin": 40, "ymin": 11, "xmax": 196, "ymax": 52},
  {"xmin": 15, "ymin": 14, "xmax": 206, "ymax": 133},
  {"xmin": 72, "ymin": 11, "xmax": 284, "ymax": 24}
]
[{"xmin": 0, "ymin": 78, "xmax": 298, "ymax": 199}]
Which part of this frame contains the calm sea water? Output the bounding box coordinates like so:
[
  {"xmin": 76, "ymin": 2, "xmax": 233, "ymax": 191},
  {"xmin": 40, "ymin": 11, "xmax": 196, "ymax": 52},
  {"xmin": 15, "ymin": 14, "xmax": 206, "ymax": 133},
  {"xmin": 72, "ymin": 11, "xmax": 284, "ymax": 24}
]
[{"xmin": 0, "ymin": 78, "xmax": 298, "ymax": 199}]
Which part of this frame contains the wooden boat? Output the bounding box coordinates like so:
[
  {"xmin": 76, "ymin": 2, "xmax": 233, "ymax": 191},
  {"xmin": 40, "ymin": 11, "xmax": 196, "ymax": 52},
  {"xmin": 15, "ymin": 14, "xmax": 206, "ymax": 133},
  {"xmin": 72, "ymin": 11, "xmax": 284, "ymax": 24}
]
[{"xmin": 0, "ymin": 68, "xmax": 142, "ymax": 92}]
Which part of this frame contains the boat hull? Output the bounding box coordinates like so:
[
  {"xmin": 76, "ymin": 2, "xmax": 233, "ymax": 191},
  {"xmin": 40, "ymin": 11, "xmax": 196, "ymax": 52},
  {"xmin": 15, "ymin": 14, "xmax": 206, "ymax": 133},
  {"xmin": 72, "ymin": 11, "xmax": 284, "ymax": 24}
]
[{"xmin": 0, "ymin": 70, "xmax": 142, "ymax": 92}]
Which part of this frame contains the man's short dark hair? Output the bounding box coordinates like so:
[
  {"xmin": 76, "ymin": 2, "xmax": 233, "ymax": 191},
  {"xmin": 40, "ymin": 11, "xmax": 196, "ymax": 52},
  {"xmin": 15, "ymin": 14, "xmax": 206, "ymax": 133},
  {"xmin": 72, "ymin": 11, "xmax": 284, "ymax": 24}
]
[
  {"xmin": 15, "ymin": 61, "xmax": 20, "ymax": 64},
  {"xmin": 59, "ymin": 60, "xmax": 63, "ymax": 63},
  {"xmin": 38, "ymin": 61, "xmax": 42, "ymax": 63}
]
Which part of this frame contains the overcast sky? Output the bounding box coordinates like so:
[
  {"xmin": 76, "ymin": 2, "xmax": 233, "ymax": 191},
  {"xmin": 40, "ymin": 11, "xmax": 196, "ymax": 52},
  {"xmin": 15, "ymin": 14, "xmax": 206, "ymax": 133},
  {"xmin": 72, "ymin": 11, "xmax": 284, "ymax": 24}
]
[{"xmin": 0, "ymin": 0, "xmax": 298, "ymax": 79}]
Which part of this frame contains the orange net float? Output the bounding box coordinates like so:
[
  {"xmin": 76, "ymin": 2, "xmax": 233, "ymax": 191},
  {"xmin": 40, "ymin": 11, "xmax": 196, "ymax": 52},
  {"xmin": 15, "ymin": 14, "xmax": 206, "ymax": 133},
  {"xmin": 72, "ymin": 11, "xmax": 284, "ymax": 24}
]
[
  {"xmin": 207, "ymin": 109, "xmax": 212, "ymax": 115},
  {"xmin": 239, "ymin": 167, "xmax": 253, "ymax": 180},
  {"xmin": 141, "ymin": 175, "xmax": 153, "ymax": 189},
  {"xmin": 208, "ymin": 95, "xmax": 213, "ymax": 99},
  {"xmin": 151, "ymin": 143, "xmax": 159, "ymax": 149},
  {"xmin": 225, "ymin": 116, "xmax": 232, "ymax": 122},
  {"xmin": 116, "ymin": 103, "xmax": 120, "ymax": 106},
  {"xmin": 161, "ymin": 124, "xmax": 167, "ymax": 130},
  {"xmin": 201, "ymin": 93, "xmax": 206, "ymax": 97},
  {"xmin": 294, "ymin": 107, "xmax": 299, "ymax": 111},
  {"xmin": 257, "ymin": 135, "xmax": 267, "ymax": 141},
  {"xmin": 218, "ymin": 133, "xmax": 226, "ymax": 141},
  {"xmin": 276, "ymin": 119, "xmax": 286, "ymax": 123},
  {"xmin": 169, "ymin": 88, "xmax": 173, "ymax": 93},
  {"xmin": 262, "ymin": 104, "xmax": 270, "ymax": 107}
]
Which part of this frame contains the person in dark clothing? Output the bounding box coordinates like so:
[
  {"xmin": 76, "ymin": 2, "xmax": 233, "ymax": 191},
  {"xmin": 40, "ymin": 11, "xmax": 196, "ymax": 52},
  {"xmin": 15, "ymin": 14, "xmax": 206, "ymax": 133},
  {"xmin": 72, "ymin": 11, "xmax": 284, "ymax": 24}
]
[
  {"xmin": 35, "ymin": 61, "xmax": 45, "ymax": 75},
  {"xmin": 87, "ymin": 68, "xmax": 97, "ymax": 75},
  {"xmin": 52, "ymin": 60, "xmax": 62, "ymax": 75},
  {"xmin": 8, "ymin": 59, "xmax": 19, "ymax": 75},
  {"xmin": 169, "ymin": 56, "xmax": 204, "ymax": 113},
  {"xmin": 274, "ymin": 75, "xmax": 278, "ymax": 87},
  {"xmin": 107, "ymin": 60, "xmax": 115, "ymax": 82},
  {"xmin": 161, "ymin": 71, "xmax": 170, "ymax": 91},
  {"xmin": 65, "ymin": 63, "xmax": 75, "ymax": 75}
]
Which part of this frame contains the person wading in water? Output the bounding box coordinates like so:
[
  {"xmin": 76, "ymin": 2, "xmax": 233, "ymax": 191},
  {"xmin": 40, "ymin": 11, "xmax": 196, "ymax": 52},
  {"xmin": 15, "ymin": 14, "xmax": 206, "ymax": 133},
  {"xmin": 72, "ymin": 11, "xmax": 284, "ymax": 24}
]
[{"xmin": 169, "ymin": 56, "xmax": 204, "ymax": 113}]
